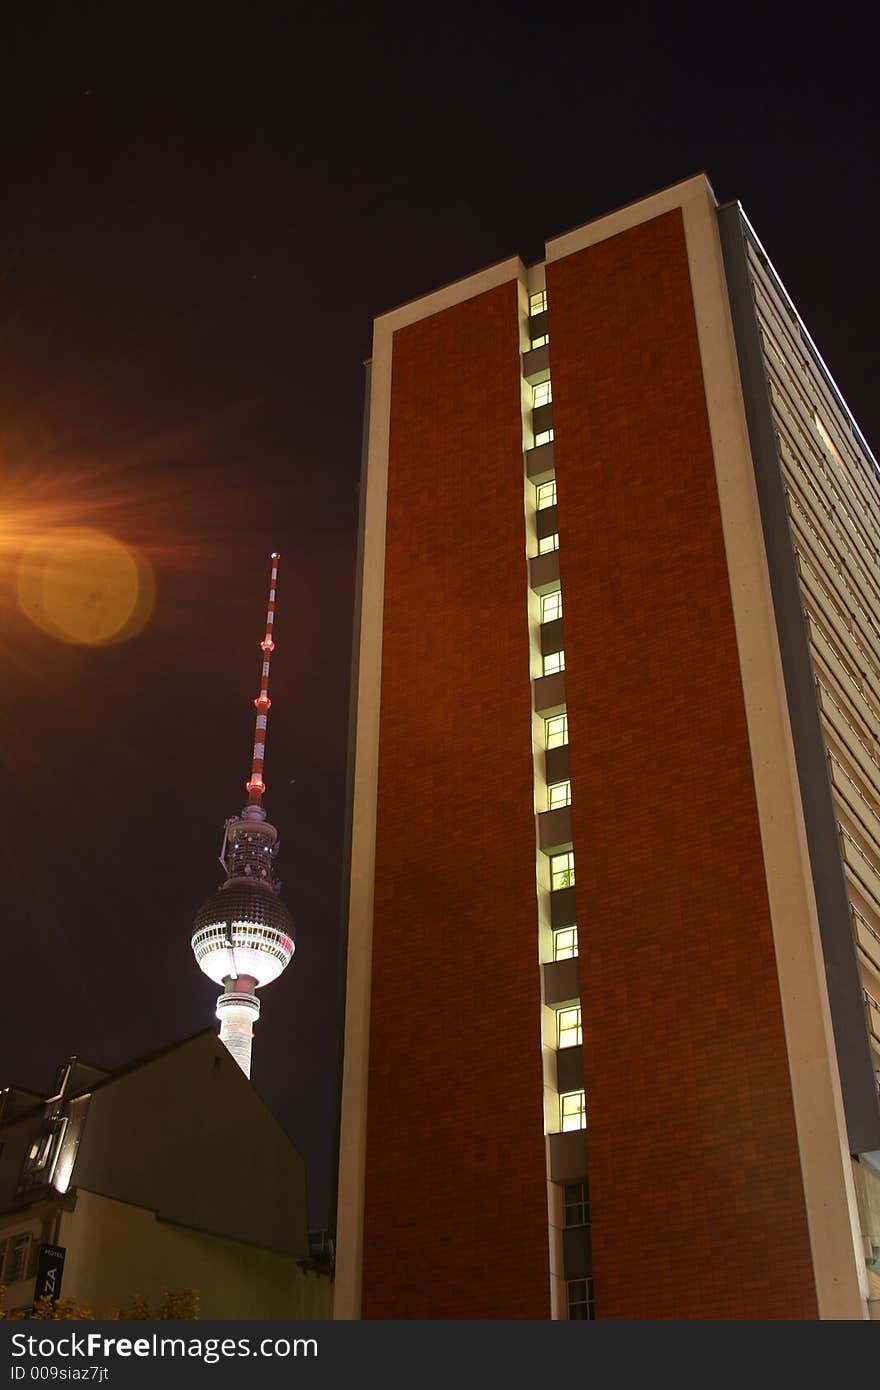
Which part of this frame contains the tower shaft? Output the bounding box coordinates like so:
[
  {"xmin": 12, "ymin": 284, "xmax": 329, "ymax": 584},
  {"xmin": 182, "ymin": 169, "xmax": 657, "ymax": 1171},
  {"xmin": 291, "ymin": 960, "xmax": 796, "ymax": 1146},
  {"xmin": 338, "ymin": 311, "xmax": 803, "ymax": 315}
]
[{"xmin": 216, "ymin": 979, "xmax": 259, "ymax": 1078}]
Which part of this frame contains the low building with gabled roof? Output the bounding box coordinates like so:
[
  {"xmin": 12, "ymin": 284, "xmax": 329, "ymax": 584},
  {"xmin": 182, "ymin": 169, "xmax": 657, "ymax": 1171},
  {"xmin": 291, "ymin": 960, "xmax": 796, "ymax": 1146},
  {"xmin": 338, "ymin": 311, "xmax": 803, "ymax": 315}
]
[{"xmin": 0, "ymin": 1030, "xmax": 330, "ymax": 1318}]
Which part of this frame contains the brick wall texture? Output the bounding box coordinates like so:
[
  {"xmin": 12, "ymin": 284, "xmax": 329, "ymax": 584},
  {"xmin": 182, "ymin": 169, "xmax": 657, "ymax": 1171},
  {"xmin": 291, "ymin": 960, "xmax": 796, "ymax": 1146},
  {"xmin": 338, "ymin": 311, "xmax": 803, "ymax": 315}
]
[
  {"xmin": 546, "ymin": 208, "xmax": 818, "ymax": 1318},
  {"xmin": 361, "ymin": 282, "xmax": 552, "ymax": 1317}
]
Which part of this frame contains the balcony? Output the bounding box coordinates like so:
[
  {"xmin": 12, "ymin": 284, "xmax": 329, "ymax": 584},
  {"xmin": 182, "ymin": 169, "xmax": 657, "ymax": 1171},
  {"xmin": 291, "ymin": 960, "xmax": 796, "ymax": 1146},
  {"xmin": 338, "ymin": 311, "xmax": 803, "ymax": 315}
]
[
  {"xmin": 538, "ymin": 806, "xmax": 573, "ymax": 855},
  {"xmin": 532, "ymin": 403, "xmax": 554, "ymax": 438},
  {"xmin": 550, "ymin": 884, "xmax": 577, "ymax": 930},
  {"xmin": 854, "ymin": 908, "xmax": 880, "ymax": 976},
  {"xmin": 522, "ymin": 342, "xmax": 550, "ymax": 384},
  {"xmin": 547, "ymin": 1130, "xmax": 587, "ymax": 1183},
  {"xmin": 529, "ymin": 551, "xmax": 560, "ymax": 594},
  {"xmin": 545, "ymin": 744, "xmax": 570, "ymax": 786},
  {"xmin": 528, "ymin": 308, "xmax": 549, "ymax": 344},
  {"xmin": 533, "ymin": 671, "xmax": 566, "ymax": 716},
  {"xmin": 540, "ymin": 616, "xmax": 564, "ymax": 657},
  {"xmin": 525, "ymin": 440, "xmax": 555, "ymax": 484},
  {"xmin": 536, "ymin": 504, "xmax": 559, "ymax": 546},
  {"xmin": 556, "ymin": 1043, "xmax": 584, "ymax": 1096},
  {"xmin": 865, "ymin": 989, "xmax": 880, "ymax": 1050},
  {"xmin": 544, "ymin": 957, "xmax": 579, "ymax": 1007}
]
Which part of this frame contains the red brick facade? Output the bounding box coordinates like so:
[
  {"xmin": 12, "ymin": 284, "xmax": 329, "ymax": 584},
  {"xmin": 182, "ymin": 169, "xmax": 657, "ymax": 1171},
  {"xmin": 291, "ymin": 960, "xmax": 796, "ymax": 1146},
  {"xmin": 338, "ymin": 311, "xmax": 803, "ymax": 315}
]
[
  {"xmin": 547, "ymin": 210, "xmax": 818, "ymax": 1318},
  {"xmin": 361, "ymin": 283, "xmax": 552, "ymax": 1318}
]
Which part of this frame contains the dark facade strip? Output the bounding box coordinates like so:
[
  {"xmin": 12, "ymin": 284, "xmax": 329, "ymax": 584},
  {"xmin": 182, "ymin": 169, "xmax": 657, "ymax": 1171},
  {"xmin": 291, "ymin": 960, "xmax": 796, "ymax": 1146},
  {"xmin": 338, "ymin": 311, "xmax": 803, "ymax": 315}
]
[
  {"xmin": 718, "ymin": 203, "xmax": 880, "ymax": 1156},
  {"xmin": 328, "ymin": 360, "xmax": 373, "ymax": 1238}
]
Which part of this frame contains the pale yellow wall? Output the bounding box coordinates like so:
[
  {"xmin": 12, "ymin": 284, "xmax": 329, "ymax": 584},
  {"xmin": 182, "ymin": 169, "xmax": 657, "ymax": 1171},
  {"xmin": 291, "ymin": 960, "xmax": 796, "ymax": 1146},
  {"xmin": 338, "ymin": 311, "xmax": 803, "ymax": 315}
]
[
  {"xmin": 73, "ymin": 1031, "xmax": 308, "ymax": 1259},
  {"xmin": 55, "ymin": 1189, "xmax": 331, "ymax": 1320}
]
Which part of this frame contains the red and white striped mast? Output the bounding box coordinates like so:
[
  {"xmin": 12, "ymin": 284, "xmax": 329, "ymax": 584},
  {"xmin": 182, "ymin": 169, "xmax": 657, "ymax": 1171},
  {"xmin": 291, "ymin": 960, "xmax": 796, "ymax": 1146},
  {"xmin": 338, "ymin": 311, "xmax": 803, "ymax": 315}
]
[
  {"xmin": 191, "ymin": 552, "xmax": 295, "ymax": 1079},
  {"xmin": 245, "ymin": 551, "xmax": 280, "ymax": 808}
]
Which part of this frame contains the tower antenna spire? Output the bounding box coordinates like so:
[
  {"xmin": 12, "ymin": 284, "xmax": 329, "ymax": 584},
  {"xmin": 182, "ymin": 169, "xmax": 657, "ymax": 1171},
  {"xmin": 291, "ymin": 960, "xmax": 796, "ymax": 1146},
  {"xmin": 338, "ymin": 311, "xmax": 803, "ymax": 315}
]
[
  {"xmin": 245, "ymin": 552, "xmax": 280, "ymax": 807},
  {"xmin": 191, "ymin": 549, "xmax": 294, "ymax": 1079}
]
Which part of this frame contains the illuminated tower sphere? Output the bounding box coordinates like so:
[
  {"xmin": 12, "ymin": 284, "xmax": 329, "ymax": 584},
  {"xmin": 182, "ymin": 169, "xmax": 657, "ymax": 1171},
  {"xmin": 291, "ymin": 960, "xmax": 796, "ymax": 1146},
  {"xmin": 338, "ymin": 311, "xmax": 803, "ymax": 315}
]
[{"xmin": 191, "ymin": 553, "xmax": 294, "ymax": 1078}]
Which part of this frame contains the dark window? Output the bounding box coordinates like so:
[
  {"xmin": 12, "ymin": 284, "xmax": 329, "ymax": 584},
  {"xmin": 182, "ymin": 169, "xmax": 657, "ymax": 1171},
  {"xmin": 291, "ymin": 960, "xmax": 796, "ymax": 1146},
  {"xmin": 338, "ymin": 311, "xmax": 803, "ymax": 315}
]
[
  {"xmin": 2, "ymin": 1233, "xmax": 31, "ymax": 1284},
  {"xmin": 567, "ymin": 1277, "xmax": 595, "ymax": 1320},
  {"xmin": 564, "ymin": 1181, "xmax": 589, "ymax": 1227}
]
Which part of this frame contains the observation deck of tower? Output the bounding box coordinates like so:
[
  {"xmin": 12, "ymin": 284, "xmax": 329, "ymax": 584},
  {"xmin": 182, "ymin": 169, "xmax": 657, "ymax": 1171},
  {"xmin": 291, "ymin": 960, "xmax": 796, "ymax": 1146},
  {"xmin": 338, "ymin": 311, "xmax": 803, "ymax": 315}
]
[{"xmin": 191, "ymin": 553, "xmax": 294, "ymax": 1077}]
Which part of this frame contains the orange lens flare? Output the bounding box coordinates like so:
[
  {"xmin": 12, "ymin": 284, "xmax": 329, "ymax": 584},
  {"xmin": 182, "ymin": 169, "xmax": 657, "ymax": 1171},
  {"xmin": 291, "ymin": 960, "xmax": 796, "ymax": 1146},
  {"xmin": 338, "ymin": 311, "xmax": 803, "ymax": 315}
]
[{"xmin": 15, "ymin": 526, "xmax": 156, "ymax": 646}]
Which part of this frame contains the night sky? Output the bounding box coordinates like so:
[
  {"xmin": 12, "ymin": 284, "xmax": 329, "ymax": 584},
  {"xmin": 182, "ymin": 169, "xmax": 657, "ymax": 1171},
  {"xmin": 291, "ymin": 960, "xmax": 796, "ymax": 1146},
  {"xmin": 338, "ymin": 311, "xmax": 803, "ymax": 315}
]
[{"xmin": 1, "ymin": 7, "xmax": 877, "ymax": 1226}]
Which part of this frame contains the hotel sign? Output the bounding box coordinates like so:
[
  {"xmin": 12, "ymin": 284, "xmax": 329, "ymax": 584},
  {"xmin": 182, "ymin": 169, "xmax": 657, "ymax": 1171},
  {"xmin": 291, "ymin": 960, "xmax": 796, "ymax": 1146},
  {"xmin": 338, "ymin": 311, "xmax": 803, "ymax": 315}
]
[{"xmin": 33, "ymin": 1243, "xmax": 66, "ymax": 1303}]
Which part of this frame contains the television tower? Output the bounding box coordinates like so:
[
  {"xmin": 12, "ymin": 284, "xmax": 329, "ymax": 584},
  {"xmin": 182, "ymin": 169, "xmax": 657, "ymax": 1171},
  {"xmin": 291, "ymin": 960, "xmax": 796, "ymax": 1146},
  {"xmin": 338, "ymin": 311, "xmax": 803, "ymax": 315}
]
[{"xmin": 191, "ymin": 553, "xmax": 294, "ymax": 1077}]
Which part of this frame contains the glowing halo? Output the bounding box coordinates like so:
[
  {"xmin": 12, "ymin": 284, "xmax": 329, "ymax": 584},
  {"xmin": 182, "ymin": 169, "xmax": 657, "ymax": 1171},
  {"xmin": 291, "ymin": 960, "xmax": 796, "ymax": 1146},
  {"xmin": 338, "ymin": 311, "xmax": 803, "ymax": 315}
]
[{"xmin": 15, "ymin": 526, "xmax": 155, "ymax": 646}]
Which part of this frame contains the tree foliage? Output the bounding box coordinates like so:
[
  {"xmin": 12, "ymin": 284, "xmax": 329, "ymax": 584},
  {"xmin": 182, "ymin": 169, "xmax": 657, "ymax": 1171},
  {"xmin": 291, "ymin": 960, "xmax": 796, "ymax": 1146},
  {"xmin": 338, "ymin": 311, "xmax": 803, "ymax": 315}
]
[{"xmin": 0, "ymin": 1286, "xmax": 199, "ymax": 1319}]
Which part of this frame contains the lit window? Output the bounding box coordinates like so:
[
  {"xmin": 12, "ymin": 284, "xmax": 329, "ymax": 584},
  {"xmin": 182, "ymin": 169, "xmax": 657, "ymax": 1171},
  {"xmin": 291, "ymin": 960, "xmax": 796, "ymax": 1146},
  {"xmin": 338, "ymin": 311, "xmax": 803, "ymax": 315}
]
[
  {"xmin": 541, "ymin": 591, "xmax": 562, "ymax": 623},
  {"xmin": 542, "ymin": 651, "xmax": 565, "ymax": 676},
  {"xmin": 560, "ymin": 1089, "xmax": 586, "ymax": 1131},
  {"xmin": 553, "ymin": 926, "xmax": 578, "ymax": 959},
  {"xmin": 533, "ymin": 380, "xmax": 552, "ymax": 409},
  {"xmin": 537, "ymin": 532, "xmax": 559, "ymax": 555},
  {"xmin": 567, "ymin": 1277, "xmax": 595, "ymax": 1319},
  {"xmin": 557, "ymin": 1006, "xmax": 582, "ymax": 1049},
  {"xmin": 551, "ymin": 851, "xmax": 575, "ymax": 890},
  {"xmin": 814, "ymin": 411, "xmax": 843, "ymax": 465},
  {"xmin": 534, "ymin": 429, "xmax": 555, "ymax": 447},
  {"xmin": 530, "ymin": 333, "xmax": 549, "ymax": 349},
  {"xmin": 535, "ymin": 480, "xmax": 557, "ymax": 510},
  {"xmin": 548, "ymin": 780, "xmax": 571, "ymax": 810},
  {"xmin": 545, "ymin": 714, "xmax": 568, "ymax": 749},
  {"xmin": 529, "ymin": 290, "xmax": 547, "ymax": 315},
  {"xmin": 26, "ymin": 1134, "xmax": 51, "ymax": 1169},
  {"xmin": 564, "ymin": 1182, "xmax": 589, "ymax": 1227}
]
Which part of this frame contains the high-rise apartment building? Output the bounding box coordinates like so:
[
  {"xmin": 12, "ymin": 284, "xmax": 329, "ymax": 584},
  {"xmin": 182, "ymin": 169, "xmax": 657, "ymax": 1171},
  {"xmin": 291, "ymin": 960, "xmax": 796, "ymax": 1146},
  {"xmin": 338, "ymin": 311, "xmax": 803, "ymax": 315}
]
[{"xmin": 335, "ymin": 174, "xmax": 880, "ymax": 1320}]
